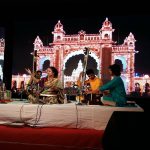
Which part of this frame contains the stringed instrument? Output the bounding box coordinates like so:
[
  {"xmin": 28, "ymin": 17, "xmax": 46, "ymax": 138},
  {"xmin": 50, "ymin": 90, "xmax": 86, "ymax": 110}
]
[{"xmin": 81, "ymin": 47, "xmax": 90, "ymax": 88}]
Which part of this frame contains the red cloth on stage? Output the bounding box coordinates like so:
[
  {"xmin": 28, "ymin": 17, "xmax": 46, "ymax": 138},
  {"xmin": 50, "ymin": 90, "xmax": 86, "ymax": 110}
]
[{"xmin": 0, "ymin": 125, "xmax": 104, "ymax": 150}]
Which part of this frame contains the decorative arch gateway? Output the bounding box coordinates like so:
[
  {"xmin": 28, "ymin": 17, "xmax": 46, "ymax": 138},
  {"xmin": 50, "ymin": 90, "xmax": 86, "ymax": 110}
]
[
  {"xmin": 63, "ymin": 49, "xmax": 100, "ymax": 70},
  {"xmin": 34, "ymin": 18, "xmax": 138, "ymax": 93},
  {"xmin": 62, "ymin": 48, "xmax": 101, "ymax": 84}
]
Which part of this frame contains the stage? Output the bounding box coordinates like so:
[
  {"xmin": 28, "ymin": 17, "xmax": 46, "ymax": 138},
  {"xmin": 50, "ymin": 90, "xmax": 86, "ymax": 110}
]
[
  {"xmin": 0, "ymin": 100, "xmax": 144, "ymax": 150},
  {"xmin": 0, "ymin": 100, "xmax": 143, "ymax": 130}
]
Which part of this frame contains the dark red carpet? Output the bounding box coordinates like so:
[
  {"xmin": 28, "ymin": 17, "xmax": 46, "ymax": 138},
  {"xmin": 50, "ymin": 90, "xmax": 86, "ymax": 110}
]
[{"xmin": 0, "ymin": 125, "xmax": 104, "ymax": 150}]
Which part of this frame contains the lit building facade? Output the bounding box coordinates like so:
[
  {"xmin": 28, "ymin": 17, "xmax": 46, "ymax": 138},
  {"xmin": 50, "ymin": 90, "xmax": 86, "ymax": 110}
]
[
  {"xmin": 34, "ymin": 18, "xmax": 137, "ymax": 93},
  {"xmin": 10, "ymin": 18, "xmax": 150, "ymax": 94}
]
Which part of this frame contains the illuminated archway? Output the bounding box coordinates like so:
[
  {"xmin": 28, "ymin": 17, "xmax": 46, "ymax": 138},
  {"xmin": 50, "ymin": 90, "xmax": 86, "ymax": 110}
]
[
  {"xmin": 39, "ymin": 56, "xmax": 50, "ymax": 71},
  {"xmin": 63, "ymin": 49, "xmax": 100, "ymax": 83},
  {"xmin": 63, "ymin": 49, "xmax": 100, "ymax": 71}
]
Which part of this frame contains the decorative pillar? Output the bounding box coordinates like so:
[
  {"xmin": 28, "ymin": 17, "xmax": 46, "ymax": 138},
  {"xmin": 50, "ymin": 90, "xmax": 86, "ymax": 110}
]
[{"xmin": 101, "ymin": 46, "xmax": 112, "ymax": 84}]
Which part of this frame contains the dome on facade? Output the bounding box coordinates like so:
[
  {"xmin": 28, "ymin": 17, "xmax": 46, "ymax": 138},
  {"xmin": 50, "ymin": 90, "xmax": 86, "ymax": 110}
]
[
  {"xmin": 102, "ymin": 17, "xmax": 112, "ymax": 28},
  {"xmin": 54, "ymin": 20, "xmax": 64, "ymax": 32}
]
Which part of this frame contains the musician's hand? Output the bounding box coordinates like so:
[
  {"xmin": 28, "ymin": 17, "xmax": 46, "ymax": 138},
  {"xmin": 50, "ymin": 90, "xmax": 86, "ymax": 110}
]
[
  {"xmin": 44, "ymin": 82, "xmax": 49, "ymax": 87},
  {"xmin": 103, "ymin": 90, "xmax": 110, "ymax": 96},
  {"xmin": 52, "ymin": 86, "xmax": 58, "ymax": 91},
  {"xmin": 84, "ymin": 89, "xmax": 92, "ymax": 94}
]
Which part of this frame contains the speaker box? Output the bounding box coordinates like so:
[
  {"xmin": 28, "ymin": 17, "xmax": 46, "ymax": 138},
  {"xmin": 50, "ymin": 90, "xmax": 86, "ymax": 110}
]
[{"xmin": 102, "ymin": 111, "xmax": 148, "ymax": 150}]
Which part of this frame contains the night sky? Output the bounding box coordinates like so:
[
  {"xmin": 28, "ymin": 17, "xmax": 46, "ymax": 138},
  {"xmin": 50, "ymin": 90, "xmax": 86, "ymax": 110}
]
[{"xmin": 1, "ymin": 1, "xmax": 150, "ymax": 76}]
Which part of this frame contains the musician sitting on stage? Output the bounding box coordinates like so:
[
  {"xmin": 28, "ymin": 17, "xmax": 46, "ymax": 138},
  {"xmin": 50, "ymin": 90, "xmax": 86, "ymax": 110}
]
[
  {"xmin": 25, "ymin": 68, "xmax": 42, "ymax": 103},
  {"xmin": 99, "ymin": 64, "xmax": 127, "ymax": 107},
  {"xmin": 77, "ymin": 69, "xmax": 103, "ymax": 104},
  {"xmin": 39, "ymin": 66, "xmax": 64, "ymax": 104}
]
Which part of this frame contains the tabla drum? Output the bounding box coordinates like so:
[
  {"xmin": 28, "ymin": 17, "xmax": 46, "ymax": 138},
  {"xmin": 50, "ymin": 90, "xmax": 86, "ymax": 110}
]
[{"xmin": 84, "ymin": 94, "xmax": 103, "ymax": 105}]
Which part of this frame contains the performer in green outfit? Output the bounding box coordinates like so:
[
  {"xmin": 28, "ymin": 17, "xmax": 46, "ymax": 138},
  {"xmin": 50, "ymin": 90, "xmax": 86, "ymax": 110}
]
[{"xmin": 100, "ymin": 64, "xmax": 127, "ymax": 107}]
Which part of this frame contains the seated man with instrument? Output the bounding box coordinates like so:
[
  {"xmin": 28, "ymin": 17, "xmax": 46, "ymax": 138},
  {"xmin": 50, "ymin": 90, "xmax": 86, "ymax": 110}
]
[
  {"xmin": 25, "ymin": 68, "xmax": 42, "ymax": 103},
  {"xmin": 77, "ymin": 69, "xmax": 103, "ymax": 105}
]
